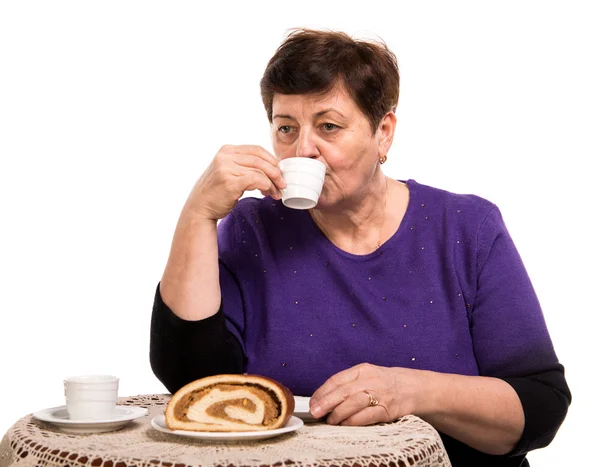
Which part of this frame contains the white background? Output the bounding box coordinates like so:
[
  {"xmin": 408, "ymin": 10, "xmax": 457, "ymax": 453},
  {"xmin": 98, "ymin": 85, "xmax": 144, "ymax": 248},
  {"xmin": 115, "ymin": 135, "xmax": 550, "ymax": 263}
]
[{"xmin": 1, "ymin": 1, "xmax": 598, "ymax": 464}]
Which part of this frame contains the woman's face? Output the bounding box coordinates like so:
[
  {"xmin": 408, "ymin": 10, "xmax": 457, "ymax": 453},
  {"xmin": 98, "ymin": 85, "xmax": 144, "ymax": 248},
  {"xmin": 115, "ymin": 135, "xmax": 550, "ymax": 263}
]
[{"xmin": 271, "ymin": 84, "xmax": 395, "ymax": 209}]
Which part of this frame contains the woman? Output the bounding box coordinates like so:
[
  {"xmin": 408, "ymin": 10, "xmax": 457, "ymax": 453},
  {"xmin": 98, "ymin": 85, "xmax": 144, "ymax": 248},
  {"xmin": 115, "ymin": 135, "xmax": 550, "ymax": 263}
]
[{"xmin": 150, "ymin": 29, "xmax": 570, "ymax": 466}]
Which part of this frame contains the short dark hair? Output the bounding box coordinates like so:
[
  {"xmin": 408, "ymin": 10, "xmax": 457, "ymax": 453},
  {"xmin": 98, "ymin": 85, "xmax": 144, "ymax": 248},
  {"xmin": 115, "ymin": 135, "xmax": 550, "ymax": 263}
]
[{"xmin": 260, "ymin": 28, "xmax": 399, "ymax": 134}]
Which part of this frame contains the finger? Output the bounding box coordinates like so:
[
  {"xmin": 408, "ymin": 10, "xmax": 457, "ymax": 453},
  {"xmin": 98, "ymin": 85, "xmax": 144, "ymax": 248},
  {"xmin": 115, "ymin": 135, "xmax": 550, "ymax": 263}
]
[
  {"xmin": 340, "ymin": 405, "xmax": 388, "ymax": 426},
  {"xmin": 233, "ymin": 154, "xmax": 287, "ymax": 190},
  {"xmin": 260, "ymin": 189, "xmax": 282, "ymax": 200},
  {"xmin": 236, "ymin": 170, "xmax": 279, "ymax": 198},
  {"xmin": 311, "ymin": 379, "xmax": 375, "ymax": 419},
  {"xmin": 231, "ymin": 145, "xmax": 280, "ymax": 168},
  {"xmin": 311, "ymin": 365, "xmax": 363, "ymax": 410},
  {"xmin": 325, "ymin": 389, "xmax": 374, "ymax": 425}
]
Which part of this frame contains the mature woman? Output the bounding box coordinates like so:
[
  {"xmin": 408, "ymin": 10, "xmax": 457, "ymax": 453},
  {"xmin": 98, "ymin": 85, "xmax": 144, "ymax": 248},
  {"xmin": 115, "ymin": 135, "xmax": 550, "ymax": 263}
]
[{"xmin": 150, "ymin": 29, "xmax": 570, "ymax": 466}]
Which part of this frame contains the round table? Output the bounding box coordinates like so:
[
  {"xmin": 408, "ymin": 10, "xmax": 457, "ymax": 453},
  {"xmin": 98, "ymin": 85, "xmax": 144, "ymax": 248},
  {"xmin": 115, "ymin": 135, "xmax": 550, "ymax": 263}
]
[{"xmin": 0, "ymin": 394, "xmax": 451, "ymax": 467}]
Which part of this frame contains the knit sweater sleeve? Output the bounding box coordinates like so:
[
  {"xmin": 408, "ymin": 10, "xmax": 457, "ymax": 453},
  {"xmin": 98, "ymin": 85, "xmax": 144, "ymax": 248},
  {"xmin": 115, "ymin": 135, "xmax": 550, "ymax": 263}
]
[
  {"xmin": 470, "ymin": 206, "xmax": 571, "ymax": 454},
  {"xmin": 149, "ymin": 282, "xmax": 245, "ymax": 394}
]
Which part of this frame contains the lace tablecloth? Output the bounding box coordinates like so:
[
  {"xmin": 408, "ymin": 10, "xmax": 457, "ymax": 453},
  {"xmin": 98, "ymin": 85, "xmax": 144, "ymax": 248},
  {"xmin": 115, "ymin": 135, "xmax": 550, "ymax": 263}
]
[{"xmin": 0, "ymin": 394, "xmax": 451, "ymax": 467}]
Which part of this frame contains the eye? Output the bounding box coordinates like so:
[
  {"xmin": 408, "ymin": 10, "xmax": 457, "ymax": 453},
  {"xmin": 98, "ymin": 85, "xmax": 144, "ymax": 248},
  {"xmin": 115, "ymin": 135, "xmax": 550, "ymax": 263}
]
[
  {"xmin": 322, "ymin": 123, "xmax": 339, "ymax": 131},
  {"xmin": 277, "ymin": 125, "xmax": 292, "ymax": 134}
]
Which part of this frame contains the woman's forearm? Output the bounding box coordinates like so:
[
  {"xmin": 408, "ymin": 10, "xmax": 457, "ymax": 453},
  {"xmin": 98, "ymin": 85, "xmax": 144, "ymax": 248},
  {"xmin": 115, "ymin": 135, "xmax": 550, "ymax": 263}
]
[
  {"xmin": 416, "ymin": 370, "xmax": 525, "ymax": 455},
  {"xmin": 160, "ymin": 211, "xmax": 221, "ymax": 321}
]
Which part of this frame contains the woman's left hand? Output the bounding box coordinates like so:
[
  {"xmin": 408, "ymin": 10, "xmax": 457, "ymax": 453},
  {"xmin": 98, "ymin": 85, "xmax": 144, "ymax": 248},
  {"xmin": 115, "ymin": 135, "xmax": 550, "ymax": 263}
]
[{"xmin": 310, "ymin": 363, "xmax": 428, "ymax": 426}]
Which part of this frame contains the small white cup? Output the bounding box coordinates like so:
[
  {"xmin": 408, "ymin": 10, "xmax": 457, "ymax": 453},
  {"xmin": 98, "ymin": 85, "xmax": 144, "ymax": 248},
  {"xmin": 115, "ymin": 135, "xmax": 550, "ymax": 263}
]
[
  {"xmin": 279, "ymin": 158, "xmax": 326, "ymax": 209},
  {"xmin": 64, "ymin": 375, "xmax": 119, "ymax": 420}
]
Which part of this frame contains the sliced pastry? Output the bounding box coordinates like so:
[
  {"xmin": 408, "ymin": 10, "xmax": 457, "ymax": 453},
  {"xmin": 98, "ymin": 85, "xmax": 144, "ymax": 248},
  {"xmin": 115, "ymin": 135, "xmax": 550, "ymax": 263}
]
[{"xmin": 165, "ymin": 374, "xmax": 295, "ymax": 432}]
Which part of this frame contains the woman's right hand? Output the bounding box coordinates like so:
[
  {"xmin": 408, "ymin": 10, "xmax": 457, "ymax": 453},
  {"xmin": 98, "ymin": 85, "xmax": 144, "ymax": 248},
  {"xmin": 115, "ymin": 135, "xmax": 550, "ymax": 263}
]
[{"xmin": 182, "ymin": 145, "xmax": 287, "ymax": 221}]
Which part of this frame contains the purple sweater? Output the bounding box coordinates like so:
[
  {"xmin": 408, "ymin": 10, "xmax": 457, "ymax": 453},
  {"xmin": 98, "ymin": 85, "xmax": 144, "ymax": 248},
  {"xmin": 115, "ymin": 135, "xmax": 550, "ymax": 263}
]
[
  {"xmin": 217, "ymin": 179, "xmax": 558, "ymax": 394},
  {"xmin": 150, "ymin": 179, "xmax": 570, "ymax": 465}
]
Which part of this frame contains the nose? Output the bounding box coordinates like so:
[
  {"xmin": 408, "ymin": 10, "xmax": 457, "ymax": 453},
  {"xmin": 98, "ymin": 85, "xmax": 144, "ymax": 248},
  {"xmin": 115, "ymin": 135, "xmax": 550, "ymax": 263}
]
[{"xmin": 295, "ymin": 128, "xmax": 320, "ymax": 159}]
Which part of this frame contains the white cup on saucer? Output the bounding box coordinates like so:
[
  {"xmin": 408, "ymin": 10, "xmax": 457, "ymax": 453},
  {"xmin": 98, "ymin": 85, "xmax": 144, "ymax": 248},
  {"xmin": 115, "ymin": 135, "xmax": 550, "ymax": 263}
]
[
  {"xmin": 279, "ymin": 158, "xmax": 326, "ymax": 210},
  {"xmin": 64, "ymin": 375, "xmax": 119, "ymax": 420}
]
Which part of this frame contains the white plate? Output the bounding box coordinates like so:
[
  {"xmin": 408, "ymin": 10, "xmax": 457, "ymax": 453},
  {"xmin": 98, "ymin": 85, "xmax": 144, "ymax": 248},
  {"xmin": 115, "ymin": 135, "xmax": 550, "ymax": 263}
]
[
  {"xmin": 151, "ymin": 415, "xmax": 303, "ymax": 441},
  {"xmin": 32, "ymin": 405, "xmax": 148, "ymax": 434},
  {"xmin": 293, "ymin": 396, "xmax": 322, "ymax": 422}
]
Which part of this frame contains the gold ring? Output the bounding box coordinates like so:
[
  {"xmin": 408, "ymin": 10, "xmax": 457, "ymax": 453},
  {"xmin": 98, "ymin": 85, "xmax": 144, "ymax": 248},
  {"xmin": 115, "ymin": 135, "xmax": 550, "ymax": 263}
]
[{"xmin": 363, "ymin": 390, "xmax": 379, "ymax": 407}]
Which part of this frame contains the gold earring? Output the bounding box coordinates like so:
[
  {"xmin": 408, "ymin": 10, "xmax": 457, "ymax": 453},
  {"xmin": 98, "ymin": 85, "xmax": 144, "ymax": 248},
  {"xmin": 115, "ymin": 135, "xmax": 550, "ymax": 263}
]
[{"xmin": 379, "ymin": 154, "xmax": 387, "ymax": 164}]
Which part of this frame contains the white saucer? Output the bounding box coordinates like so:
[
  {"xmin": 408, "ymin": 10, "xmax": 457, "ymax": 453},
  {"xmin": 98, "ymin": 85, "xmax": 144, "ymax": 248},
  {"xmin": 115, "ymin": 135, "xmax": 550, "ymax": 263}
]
[
  {"xmin": 32, "ymin": 405, "xmax": 148, "ymax": 434},
  {"xmin": 293, "ymin": 396, "xmax": 322, "ymax": 422},
  {"xmin": 151, "ymin": 415, "xmax": 303, "ymax": 441}
]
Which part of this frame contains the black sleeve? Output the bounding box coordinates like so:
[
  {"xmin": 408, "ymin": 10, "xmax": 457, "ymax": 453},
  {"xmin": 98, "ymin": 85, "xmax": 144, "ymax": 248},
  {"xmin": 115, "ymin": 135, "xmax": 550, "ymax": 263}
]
[
  {"xmin": 502, "ymin": 364, "xmax": 572, "ymax": 455},
  {"xmin": 439, "ymin": 365, "xmax": 571, "ymax": 466},
  {"xmin": 149, "ymin": 283, "xmax": 246, "ymax": 394}
]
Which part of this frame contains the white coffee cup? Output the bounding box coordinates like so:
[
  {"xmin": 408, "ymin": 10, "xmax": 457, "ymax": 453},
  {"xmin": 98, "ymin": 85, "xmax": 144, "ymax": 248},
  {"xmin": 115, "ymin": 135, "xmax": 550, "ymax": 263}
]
[
  {"xmin": 279, "ymin": 158, "xmax": 326, "ymax": 209},
  {"xmin": 64, "ymin": 375, "xmax": 119, "ymax": 420}
]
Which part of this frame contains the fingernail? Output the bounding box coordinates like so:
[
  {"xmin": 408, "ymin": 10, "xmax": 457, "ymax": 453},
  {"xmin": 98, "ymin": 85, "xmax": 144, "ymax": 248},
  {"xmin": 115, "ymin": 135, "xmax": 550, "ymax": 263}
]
[{"xmin": 311, "ymin": 405, "xmax": 323, "ymax": 417}]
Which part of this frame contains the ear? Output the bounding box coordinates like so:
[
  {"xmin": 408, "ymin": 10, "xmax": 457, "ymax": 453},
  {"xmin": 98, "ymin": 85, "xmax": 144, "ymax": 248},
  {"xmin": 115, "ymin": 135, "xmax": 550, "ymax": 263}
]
[{"xmin": 377, "ymin": 111, "xmax": 397, "ymax": 159}]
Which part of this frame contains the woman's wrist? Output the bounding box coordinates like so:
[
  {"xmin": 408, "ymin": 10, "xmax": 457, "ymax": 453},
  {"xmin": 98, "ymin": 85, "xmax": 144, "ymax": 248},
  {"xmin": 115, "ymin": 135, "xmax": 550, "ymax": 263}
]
[
  {"xmin": 178, "ymin": 206, "xmax": 219, "ymax": 228},
  {"xmin": 387, "ymin": 367, "xmax": 440, "ymax": 420},
  {"xmin": 409, "ymin": 369, "xmax": 441, "ymax": 419}
]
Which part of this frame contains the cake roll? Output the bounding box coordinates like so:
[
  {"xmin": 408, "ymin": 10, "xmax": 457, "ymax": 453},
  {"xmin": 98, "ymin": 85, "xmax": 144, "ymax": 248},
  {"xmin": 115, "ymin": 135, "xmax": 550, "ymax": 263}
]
[{"xmin": 164, "ymin": 374, "xmax": 295, "ymax": 432}]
